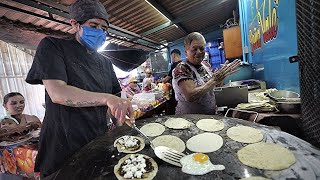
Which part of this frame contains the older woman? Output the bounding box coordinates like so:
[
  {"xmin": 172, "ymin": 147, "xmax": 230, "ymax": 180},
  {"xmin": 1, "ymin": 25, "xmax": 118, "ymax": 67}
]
[
  {"xmin": 2, "ymin": 92, "xmax": 41, "ymax": 127},
  {"xmin": 172, "ymin": 32, "xmax": 241, "ymax": 115}
]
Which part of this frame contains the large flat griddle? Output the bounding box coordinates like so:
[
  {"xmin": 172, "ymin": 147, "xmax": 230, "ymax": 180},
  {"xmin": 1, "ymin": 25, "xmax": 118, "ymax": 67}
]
[{"xmin": 56, "ymin": 114, "xmax": 320, "ymax": 180}]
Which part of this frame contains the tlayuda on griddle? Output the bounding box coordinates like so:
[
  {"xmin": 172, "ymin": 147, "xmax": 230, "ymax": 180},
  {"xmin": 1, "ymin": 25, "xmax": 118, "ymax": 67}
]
[{"xmin": 114, "ymin": 135, "xmax": 145, "ymax": 153}]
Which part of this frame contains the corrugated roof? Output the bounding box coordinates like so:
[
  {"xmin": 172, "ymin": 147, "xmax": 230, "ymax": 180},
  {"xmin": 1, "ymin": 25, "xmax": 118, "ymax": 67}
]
[
  {"xmin": 183, "ymin": 1, "xmax": 236, "ymax": 32},
  {"xmin": 105, "ymin": 0, "xmax": 169, "ymax": 34},
  {"xmin": 0, "ymin": 0, "xmax": 237, "ymax": 51},
  {"xmin": 158, "ymin": 0, "xmax": 210, "ymax": 17},
  {"xmin": 0, "ymin": 0, "xmax": 72, "ymax": 33},
  {"xmin": 145, "ymin": 24, "xmax": 186, "ymax": 43}
]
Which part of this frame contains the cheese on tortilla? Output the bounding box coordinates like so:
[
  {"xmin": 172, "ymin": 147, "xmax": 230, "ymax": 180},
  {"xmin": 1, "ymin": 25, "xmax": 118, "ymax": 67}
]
[
  {"xmin": 114, "ymin": 136, "xmax": 145, "ymax": 153},
  {"xmin": 114, "ymin": 154, "xmax": 158, "ymax": 180}
]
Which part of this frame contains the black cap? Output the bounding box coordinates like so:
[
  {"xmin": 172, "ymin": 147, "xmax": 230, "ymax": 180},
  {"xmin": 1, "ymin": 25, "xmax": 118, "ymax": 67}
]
[{"xmin": 69, "ymin": 0, "xmax": 109, "ymax": 25}]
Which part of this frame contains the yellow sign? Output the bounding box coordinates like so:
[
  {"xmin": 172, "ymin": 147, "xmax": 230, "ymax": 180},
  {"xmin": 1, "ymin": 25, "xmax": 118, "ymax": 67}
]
[{"xmin": 249, "ymin": 0, "xmax": 279, "ymax": 55}]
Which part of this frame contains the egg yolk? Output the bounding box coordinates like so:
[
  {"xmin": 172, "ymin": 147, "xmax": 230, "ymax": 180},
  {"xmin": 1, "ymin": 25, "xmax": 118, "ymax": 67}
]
[{"xmin": 192, "ymin": 153, "xmax": 209, "ymax": 163}]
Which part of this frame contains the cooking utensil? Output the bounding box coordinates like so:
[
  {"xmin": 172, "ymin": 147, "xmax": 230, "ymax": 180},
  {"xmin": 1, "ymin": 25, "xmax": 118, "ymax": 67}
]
[
  {"xmin": 225, "ymin": 108, "xmax": 259, "ymax": 122},
  {"xmin": 125, "ymin": 120, "xmax": 186, "ymax": 167},
  {"xmin": 267, "ymin": 90, "xmax": 300, "ymax": 102},
  {"xmin": 266, "ymin": 90, "xmax": 301, "ymax": 114},
  {"xmin": 154, "ymin": 146, "xmax": 186, "ymax": 167},
  {"xmin": 154, "ymin": 146, "xmax": 225, "ymax": 169},
  {"xmin": 125, "ymin": 117, "xmax": 187, "ymax": 167},
  {"xmin": 226, "ymin": 79, "xmax": 262, "ymax": 91},
  {"xmin": 125, "ymin": 119, "xmax": 155, "ymax": 149},
  {"xmin": 133, "ymin": 123, "xmax": 155, "ymax": 149},
  {"xmin": 276, "ymin": 101, "xmax": 301, "ymax": 114},
  {"xmin": 214, "ymin": 85, "xmax": 248, "ymax": 108}
]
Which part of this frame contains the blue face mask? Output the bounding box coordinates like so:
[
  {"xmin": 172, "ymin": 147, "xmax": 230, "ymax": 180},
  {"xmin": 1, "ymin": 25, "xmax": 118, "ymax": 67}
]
[{"xmin": 79, "ymin": 26, "xmax": 107, "ymax": 51}]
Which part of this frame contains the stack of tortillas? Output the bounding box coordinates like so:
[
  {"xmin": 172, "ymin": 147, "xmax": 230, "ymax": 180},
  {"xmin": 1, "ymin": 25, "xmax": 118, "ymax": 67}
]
[
  {"xmin": 237, "ymin": 142, "xmax": 296, "ymax": 170},
  {"xmin": 140, "ymin": 123, "xmax": 165, "ymax": 137},
  {"xmin": 196, "ymin": 118, "xmax": 224, "ymax": 132},
  {"xmin": 227, "ymin": 126, "xmax": 263, "ymax": 143},
  {"xmin": 164, "ymin": 118, "xmax": 193, "ymax": 129},
  {"xmin": 186, "ymin": 133, "xmax": 223, "ymax": 153}
]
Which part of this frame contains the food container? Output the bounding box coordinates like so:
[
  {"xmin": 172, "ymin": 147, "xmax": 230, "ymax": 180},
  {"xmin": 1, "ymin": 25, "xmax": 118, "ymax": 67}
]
[
  {"xmin": 214, "ymin": 85, "xmax": 248, "ymax": 108},
  {"xmin": 226, "ymin": 79, "xmax": 265, "ymax": 91},
  {"xmin": 268, "ymin": 90, "xmax": 300, "ymax": 102},
  {"xmin": 276, "ymin": 101, "xmax": 301, "ymax": 114},
  {"xmin": 267, "ymin": 90, "xmax": 301, "ymax": 114}
]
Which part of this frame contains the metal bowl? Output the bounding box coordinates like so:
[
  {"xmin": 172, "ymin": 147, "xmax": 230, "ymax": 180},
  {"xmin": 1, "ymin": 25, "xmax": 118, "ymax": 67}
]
[
  {"xmin": 226, "ymin": 80, "xmax": 261, "ymax": 90},
  {"xmin": 268, "ymin": 90, "xmax": 300, "ymax": 102},
  {"xmin": 276, "ymin": 101, "xmax": 301, "ymax": 114}
]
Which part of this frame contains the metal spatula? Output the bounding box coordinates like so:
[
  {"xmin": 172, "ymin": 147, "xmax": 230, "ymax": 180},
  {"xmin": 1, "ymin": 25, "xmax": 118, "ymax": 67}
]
[
  {"xmin": 125, "ymin": 119, "xmax": 155, "ymax": 149},
  {"xmin": 155, "ymin": 146, "xmax": 225, "ymax": 170},
  {"xmin": 125, "ymin": 119, "xmax": 185, "ymax": 167},
  {"xmin": 154, "ymin": 146, "xmax": 186, "ymax": 167},
  {"xmin": 132, "ymin": 123, "xmax": 155, "ymax": 149}
]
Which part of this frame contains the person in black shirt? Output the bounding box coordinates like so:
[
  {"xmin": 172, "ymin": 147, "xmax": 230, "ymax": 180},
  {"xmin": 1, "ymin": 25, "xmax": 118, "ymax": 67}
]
[
  {"xmin": 163, "ymin": 49, "xmax": 182, "ymax": 83},
  {"xmin": 163, "ymin": 49, "xmax": 182, "ymax": 114},
  {"xmin": 25, "ymin": 0, "xmax": 134, "ymax": 178}
]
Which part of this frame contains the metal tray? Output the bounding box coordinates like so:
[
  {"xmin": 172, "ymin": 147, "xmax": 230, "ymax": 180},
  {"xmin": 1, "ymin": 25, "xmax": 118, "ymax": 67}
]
[{"xmin": 214, "ymin": 85, "xmax": 248, "ymax": 107}]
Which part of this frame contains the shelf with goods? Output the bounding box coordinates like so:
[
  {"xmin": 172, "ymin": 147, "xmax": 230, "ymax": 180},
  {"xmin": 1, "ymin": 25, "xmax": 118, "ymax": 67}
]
[{"xmin": 133, "ymin": 96, "xmax": 169, "ymax": 119}]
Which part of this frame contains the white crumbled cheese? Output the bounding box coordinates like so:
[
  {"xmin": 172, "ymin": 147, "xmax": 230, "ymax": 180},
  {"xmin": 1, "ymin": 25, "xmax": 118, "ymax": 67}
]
[
  {"xmin": 123, "ymin": 171, "xmax": 133, "ymax": 179},
  {"xmin": 121, "ymin": 155, "xmax": 148, "ymax": 179},
  {"xmin": 134, "ymin": 171, "xmax": 143, "ymax": 178},
  {"xmin": 118, "ymin": 139, "xmax": 124, "ymax": 144},
  {"xmin": 137, "ymin": 163, "xmax": 146, "ymax": 169},
  {"xmin": 117, "ymin": 136, "xmax": 139, "ymax": 149}
]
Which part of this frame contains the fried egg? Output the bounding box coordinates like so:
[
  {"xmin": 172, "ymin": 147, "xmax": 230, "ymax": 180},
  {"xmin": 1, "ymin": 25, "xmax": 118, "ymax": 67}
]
[{"xmin": 180, "ymin": 153, "xmax": 225, "ymax": 175}]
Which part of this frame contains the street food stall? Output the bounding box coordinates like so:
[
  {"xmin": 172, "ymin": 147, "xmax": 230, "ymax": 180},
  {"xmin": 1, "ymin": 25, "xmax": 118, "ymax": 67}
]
[{"xmin": 0, "ymin": 0, "xmax": 320, "ymax": 179}]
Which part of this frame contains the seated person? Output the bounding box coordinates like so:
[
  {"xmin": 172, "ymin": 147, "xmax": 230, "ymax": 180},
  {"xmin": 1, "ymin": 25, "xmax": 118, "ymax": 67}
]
[
  {"xmin": 0, "ymin": 116, "xmax": 19, "ymax": 129},
  {"xmin": 124, "ymin": 77, "xmax": 141, "ymax": 100},
  {"xmin": 0, "ymin": 115, "xmax": 39, "ymax": 142},
  {"xmin": 3, "ymin": 92, "xmax": 41, "ymax": 128}
]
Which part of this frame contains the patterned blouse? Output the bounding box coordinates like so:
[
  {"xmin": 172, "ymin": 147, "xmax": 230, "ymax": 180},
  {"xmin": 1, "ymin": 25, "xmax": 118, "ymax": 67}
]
[{"xmin": 172, "ymin": 60, "xmax": 216, "ymax": 115}]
